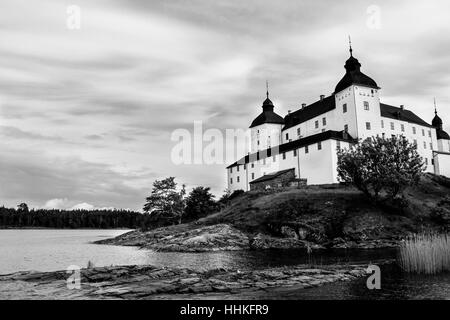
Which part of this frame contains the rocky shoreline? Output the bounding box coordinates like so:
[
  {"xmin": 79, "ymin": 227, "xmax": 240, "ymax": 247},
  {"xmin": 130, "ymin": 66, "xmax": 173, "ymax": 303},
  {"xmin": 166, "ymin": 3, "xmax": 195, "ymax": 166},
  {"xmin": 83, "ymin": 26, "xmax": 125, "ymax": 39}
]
[
  {"xmin": 96, "ymin": 223, "xmax": 401, "ymax": 252},
  {"xmin": 0, "ymin": 262, "xmax": 380, "ymax": 300}
]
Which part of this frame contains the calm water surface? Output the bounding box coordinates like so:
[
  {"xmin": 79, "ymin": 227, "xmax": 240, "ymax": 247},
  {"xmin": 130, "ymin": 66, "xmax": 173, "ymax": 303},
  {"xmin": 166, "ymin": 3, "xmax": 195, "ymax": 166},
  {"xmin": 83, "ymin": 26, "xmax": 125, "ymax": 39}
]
[{"xmin": 0, "ymin": 229, "xmax": 395, "ymax": 274}]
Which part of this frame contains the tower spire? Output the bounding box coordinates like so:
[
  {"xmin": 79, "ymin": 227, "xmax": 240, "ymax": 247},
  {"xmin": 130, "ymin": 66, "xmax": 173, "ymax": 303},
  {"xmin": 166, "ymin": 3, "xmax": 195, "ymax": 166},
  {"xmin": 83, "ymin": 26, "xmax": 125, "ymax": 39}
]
[
  {"xmin": 434, "ymin": 97, "xmax": 437, "ymax": 115},
  {"xmin": 348, "ymin": 35, "xmax": 353, "ymax": 57},
  {"xmin": 266, "ymin": 80, "xmax": 269, "ymax": 99}
]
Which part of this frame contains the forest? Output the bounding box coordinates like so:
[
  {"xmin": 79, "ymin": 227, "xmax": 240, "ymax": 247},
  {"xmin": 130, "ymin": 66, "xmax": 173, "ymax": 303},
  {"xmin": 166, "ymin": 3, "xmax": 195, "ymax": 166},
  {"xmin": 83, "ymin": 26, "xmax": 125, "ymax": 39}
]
[{"xmin": 0, "ymin": 205, "xmax": 150, "ymax": 229}]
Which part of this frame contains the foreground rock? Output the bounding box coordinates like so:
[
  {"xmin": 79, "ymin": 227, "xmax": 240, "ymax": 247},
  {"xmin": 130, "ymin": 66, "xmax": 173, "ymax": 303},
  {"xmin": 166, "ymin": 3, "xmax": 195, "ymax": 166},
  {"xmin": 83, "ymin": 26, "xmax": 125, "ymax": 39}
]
[{"xmin": 0, "ymin": 263, "xmax": 372, "ymax": 300}]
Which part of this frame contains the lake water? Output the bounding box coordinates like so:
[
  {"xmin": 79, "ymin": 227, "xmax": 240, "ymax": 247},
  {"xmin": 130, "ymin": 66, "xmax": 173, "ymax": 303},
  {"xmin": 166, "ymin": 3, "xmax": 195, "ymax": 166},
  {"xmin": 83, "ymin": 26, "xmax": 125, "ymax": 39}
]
[
  {"xmin": 1, "ymin": 229, "xmax": 448, "ymax": 299},
  {"xmin": 0, "ymin": 229, "xmax": 396, "ymax": 275}
]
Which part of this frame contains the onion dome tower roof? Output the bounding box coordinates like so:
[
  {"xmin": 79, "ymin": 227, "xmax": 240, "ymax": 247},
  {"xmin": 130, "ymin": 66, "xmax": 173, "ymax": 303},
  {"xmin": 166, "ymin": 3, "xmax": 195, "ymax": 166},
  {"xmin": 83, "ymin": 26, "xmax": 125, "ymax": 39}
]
[
  {"xmin": 334, "ymin": 42, "xmax": 379, "ymax": 93},
  {"xmin": 249, "ymin": 83, "xmax": 285, "ymax": 128}
]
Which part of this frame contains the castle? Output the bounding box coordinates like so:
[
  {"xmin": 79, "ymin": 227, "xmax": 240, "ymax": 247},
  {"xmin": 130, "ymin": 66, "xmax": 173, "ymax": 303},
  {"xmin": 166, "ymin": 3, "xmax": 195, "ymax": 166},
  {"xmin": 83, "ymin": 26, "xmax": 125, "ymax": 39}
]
[{"xmin": 226, "ymin": 46, "xmax": 450, "ymax": 192}]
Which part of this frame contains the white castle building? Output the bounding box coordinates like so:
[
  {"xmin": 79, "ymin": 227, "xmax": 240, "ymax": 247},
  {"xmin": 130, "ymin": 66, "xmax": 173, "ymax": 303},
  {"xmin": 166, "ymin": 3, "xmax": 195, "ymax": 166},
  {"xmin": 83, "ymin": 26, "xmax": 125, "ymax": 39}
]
[{"xmin": 226, "ymin": 46, "xmax": 450, "ymax": 192}]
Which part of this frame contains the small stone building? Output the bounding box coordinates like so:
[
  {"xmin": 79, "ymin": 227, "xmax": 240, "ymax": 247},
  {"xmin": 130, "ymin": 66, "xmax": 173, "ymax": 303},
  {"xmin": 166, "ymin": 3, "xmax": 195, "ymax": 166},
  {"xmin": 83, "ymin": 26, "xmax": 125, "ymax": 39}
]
[{"xmin": 249, "ymin": 168, "xmax": 296, "ymax": 191}]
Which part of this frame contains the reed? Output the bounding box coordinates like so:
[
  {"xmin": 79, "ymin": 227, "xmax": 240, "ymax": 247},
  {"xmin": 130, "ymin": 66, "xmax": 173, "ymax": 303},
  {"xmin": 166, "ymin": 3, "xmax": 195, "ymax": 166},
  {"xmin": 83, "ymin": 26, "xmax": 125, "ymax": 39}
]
[{"xmin": 398, "ymin": 233, "xmax": 450, "ymax": 274}]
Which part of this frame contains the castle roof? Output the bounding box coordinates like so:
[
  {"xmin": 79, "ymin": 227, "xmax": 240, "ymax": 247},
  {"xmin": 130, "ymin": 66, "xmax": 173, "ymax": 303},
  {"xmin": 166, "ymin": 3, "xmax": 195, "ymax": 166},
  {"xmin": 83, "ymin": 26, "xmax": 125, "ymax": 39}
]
[
  {"xmin": 249, "ymin": 96, "xmax": 285, "ymax": 128},
  {"xmin": 437, "ymin": 129, "xmax": 450, "ymax": 140},
  {"xmin": 334, "ymin": 53, "xmax": 379, "ymax": 94},
  {"xmin": 380, "ymin": 103, "xmax": 434, "ymax": 128},
  {"xmin": 283, "ymin": 95, "xmax": 335, "ymax": 131},
  {"xmin": 227, "ymin": 130, "xmax": 355, "ymax": 168}
]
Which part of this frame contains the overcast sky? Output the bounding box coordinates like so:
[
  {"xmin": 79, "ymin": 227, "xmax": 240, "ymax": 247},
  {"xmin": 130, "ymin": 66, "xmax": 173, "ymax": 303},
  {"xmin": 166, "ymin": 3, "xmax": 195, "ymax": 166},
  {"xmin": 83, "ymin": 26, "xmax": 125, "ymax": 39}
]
[{"xmin": 1, "ymin": 0, "xmax": 449, "ymax": 211}]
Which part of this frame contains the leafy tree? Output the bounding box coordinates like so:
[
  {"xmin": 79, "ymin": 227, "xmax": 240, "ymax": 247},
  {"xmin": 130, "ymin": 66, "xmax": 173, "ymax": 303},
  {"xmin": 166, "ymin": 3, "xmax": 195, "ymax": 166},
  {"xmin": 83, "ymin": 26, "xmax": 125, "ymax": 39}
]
[
  {"xmin": 17, "ymin": 203, "xmax": 29, "ymax": 213},
  {"xmin": 337, "ymin": 135, "xmax": 425, "ymax": 201},
  {"xmin": 184, "ymin": 187, "xmax": 218, "ymax": 221},
  {"xmin": 143, "ymin": 177, "xmax": 186, "ymax": 224}
]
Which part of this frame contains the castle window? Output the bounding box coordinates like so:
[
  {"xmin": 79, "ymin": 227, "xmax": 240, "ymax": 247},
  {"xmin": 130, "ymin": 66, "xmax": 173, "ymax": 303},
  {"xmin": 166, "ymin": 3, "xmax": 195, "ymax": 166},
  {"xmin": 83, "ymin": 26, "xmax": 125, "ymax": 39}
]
[
  {"xmin": 251, "ymin": 173, "xmax": 255, "ymax": 180},
  {"xmin": 425, "ymin": 158, "xmax": 428, "ymax": 165},
  {"xmin": 237, "ymin": 165, "xmax": 240, "ymax": 172},
  {"xmin": 343, "ymin": 103, "xmax": 347, "ymax": 113},
  {"xmin": 366, "ymin": 122, "xmax": 371, "ymax": 130},
  {"xmin": 305, "ymin": 145, "xmax": 309, "ymax": 154},
  {"xmin": 336, "ymin": 141, "xmax": 341, "ymax": 150},
  {"xmin": 315, "ymin": 120, "xmax": 319, "ymax": 129},
  {"xmin": 230, "ymin": 167, "xmax": 232, "ymax": 173},
  {"xmin": 318, "ymin": 142, "xmax": 322, "ymax": 150},
  {"xmin": 251, "ymin": 163, "xmax": 254, "ymax": 168},
  {"xmin": 401, "ymin": 124, "xmax": 405, "ymax": 132},
  {"xmin": 413, "ymin": 139, "xmax": 417, "ymax": 145},
  {"xmin": 293, "ymin": 149, "xmax": 297, "ymax": 157},
  {"xmin": 364, "ymin": 101, "xmax": 369, "ymax": 110},
  {"xmin": 430, "ymin": 143, "xmax": 433, "ymax": 149},
  {"xmin": 428, "ymin": 130, "xmax": 431, "ymax": 138},
  {"xmin": 297, "ymin": 128, "xmax": 301, "ymax": 136},
  {"xmin": 322, "ymin": 117, "xmax": 326, "ymax": 126},
  {"xmin": 237, "ymin": 176, "xmax": 240, "ymax": 183},
  {"xmin": 432, "ymin": 159, "xmax": 434, "ymax": 165},
  {"xmin": 422, "ymin": 129, "xmax": 425, "ymax": 136},
  {"xmin": 244, "ymin": 164, "xmax": 246, "ymax": 170},
  {"xmin": 257, "ymin": 140, "xmax": 260, "ymax": 145},
  {"xmin": 381, "ymin": 120, "xmax": 384, "ymax": 128},
  {"xmin": 382, "ymin": 133, "xmax": 385, "ymax": 138},
  {"xmin": 285, "ymin": 133, "xmax": 289, "ymax": 140},
  {"xmin": 412, "ymin": 127, "xmax": 416, "ymax": 134},
  {"xmin": 390, "ymin": 122, "xmax": 394, "ymax": 130},
  {"xmin": 344, "ymin": 124, "xmax": 348, "ymax": 132},
  {"xmin": 230, "ymin": 178, "xmax": 233, "ymax": 184},
  {"xmin": 423, "ymin": 141, "xmax": 426, "ymax": 149},
  {"xmin": 282, "ymin": 152, "xmax": 286, "ymax": 160}
]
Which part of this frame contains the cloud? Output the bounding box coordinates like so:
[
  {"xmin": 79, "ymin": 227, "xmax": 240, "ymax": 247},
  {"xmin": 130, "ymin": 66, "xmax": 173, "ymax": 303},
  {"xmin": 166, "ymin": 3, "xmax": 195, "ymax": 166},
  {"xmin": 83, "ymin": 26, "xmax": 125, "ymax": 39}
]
[
  {"xmin": 70, "ymin": 202, "xmax": 95, "ymax": 211},
  {"xmin": 43, "ymin": 198, "xmax": 70, "ymax": 210}
]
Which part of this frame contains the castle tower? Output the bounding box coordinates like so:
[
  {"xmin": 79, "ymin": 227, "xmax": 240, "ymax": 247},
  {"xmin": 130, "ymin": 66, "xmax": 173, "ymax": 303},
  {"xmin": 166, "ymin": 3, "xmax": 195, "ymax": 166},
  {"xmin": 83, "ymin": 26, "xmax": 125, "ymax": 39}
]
[{"xmin": 249, "ymin": 83, "xmax": 284, "ymax": 152}]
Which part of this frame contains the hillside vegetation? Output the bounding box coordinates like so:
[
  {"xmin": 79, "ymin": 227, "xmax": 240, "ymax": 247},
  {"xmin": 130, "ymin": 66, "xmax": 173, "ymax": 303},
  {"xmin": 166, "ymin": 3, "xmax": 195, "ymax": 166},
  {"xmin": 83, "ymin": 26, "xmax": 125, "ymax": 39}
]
[{"xmin": 98, "ymin": 173, "xmax": 450, "ymax": 251}]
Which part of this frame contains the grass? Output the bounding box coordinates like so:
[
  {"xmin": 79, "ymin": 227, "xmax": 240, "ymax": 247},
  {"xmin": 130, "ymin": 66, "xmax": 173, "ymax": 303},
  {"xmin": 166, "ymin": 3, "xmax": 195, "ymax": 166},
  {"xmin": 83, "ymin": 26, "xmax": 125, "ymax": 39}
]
[{"xmin": 399, "ymin": 233, "xmax": 450, "ymax": 274}]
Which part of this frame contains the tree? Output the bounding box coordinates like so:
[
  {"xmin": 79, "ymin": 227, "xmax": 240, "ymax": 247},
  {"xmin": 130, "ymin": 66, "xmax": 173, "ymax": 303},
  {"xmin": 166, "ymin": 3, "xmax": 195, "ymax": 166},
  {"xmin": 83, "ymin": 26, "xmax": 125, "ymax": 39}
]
[
  {"xmin": 17, "ymin": 203, "xmax": 29, "ymax": 213},
  {"xmin": 337, "ymin": 135, "xmax": 425, "ymax": 201},
  {"xmin": 184, "ymin": 187, "xmax": 218, "ymax": 221},
  {"xmin": 143, "ymin": 177, "xmax": 186, "ymax": 225}
]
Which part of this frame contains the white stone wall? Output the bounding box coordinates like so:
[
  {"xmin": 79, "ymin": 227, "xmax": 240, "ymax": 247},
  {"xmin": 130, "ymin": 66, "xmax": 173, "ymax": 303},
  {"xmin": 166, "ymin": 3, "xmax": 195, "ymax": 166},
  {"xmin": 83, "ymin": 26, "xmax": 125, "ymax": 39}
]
[
  {"xmin": 437, "ymin": 138, "xmax": 450, "ymax": 153},
  {"xmin": 250, "ymin": 123, "xmax": 283, "ymax": 153},
  {"xmin": 434, "ymin": 152, "xmax": 450, "ymax": 177},
  {"xmin": 227, "ymin": 139, "xmax": 352, "ymax": 192}
]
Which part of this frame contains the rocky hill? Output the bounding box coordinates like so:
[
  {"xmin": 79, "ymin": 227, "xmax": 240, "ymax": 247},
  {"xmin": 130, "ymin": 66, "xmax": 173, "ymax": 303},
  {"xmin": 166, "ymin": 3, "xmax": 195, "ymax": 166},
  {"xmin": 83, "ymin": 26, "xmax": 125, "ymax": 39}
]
[{"xmin": 98, "ymin": 173, "xmax": 450, "ymax": 251}]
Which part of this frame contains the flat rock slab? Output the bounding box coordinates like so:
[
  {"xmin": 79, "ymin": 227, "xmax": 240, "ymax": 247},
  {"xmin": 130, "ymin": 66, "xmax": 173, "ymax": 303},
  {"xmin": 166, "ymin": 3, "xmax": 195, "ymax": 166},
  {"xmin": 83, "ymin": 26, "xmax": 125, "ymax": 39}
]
[{"xmin": 0, "ymin": 263, "xmax": 370, "ymax": 300}]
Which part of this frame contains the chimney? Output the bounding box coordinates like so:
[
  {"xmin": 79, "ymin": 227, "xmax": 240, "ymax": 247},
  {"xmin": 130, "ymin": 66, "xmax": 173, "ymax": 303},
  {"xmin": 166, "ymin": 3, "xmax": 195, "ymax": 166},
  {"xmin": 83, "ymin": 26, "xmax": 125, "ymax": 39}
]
[
  {"xmin": 400, "ymin": 105, "xmax": 404, "ymax": 110},
  {"xmin": 320, "ymin": 95, "xmax": 325, "ymax": 101},
  {"xmin": 301, "ymin": 103, "xmax": 306, "ymax": 109}
]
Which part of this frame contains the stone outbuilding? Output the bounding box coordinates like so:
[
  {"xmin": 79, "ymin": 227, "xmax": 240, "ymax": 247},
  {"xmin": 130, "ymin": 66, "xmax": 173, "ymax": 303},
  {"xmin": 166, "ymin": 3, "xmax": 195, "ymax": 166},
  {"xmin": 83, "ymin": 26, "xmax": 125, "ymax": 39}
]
[{"xmin": 249, "ymin": 168, "xmax": 296, "ymax": 191}]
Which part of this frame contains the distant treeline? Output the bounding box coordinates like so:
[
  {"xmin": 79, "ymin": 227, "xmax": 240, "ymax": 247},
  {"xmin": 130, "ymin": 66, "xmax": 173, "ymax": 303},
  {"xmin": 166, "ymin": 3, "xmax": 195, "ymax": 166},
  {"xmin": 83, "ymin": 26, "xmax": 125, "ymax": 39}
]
[{"xmin": 0, "ymin": 206, "xmax": 151, "ymax": 229}]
